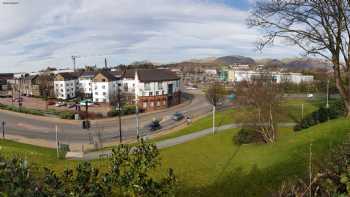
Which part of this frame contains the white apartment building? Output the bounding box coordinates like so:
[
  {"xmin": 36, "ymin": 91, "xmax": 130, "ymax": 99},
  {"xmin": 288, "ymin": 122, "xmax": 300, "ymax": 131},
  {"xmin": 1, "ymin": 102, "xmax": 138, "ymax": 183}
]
[
  {"xmin": 78, "ymin": 71, "xmax": 95, "ymax": 98},
  {"xmin": 92, "ymin": 70, "xmax": 119, "ymax": 103},
  {"xmin": 54, "ymin": 73, "xmax": 79, "ymax": 100}
]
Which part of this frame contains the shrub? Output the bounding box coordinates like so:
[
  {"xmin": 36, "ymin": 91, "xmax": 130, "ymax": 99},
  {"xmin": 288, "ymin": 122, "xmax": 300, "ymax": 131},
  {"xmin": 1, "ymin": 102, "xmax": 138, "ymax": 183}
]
[
  {"xmin": 294, "ymin": 100, "xmax": 346, "ymax": 132},
  {"xmin": 59, "ymin": 111, "xmax": 75, "ymax": 119},
  {"xmin": 233, "ymin": 127, "xmax": 262, "ymax": 145}
]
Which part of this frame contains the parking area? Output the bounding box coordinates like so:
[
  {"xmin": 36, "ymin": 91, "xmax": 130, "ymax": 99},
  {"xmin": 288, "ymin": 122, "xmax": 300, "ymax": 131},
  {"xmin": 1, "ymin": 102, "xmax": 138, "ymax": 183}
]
[{"xmin": 0, "ymin": 96, "xmax": 112, "ymax": 114}]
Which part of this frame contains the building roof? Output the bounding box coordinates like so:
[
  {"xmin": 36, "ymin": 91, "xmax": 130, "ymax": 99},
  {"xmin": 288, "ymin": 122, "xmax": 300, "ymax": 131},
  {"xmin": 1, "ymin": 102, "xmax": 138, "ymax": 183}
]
[
  {"xmin": 95, "ymin": 70, "xmax": 120, "ymax": 81},
  {"xmin": 56, "ymin": 72, "xmax": 78, "ymax": 80},
  {"xmin": 0, "ymin": 73, "xmax": 14, "ymax": 81},
  {"xmin": 137, "ymin": 69, "xmax": 180, "ymax": 82},
  {"xmin": 24, "ymin": 74, "xmax": 38, "ymax": 81},
  {"xmin": 79, "ymin": 71, "xmax": 97, "ymax": 78}
]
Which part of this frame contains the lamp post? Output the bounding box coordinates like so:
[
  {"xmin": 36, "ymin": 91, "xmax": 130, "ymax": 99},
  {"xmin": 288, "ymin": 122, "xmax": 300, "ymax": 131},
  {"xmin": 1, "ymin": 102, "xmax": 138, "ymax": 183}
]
[{"xmin": 326, "ymin": 79, "xmax": 330, "ymax": 108}]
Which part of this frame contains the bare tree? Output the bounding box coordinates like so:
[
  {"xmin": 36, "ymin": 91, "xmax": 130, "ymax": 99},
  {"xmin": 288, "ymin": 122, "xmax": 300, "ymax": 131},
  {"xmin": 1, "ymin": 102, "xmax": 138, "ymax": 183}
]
[
  {"xmin": 205, "ymin": 82, "xmax": 226, "ymax": 134},
  {"xmin": 235, "ymin": 74, "xmax": 282, "ymax": 143},
  {"xmin": 38, "ymin": 73, "xmax": 51, "ymax": 111},
  {"xmin": 110, "ymin": 87, "xmax": 127, "ymax": 143},
  {"xmin": 248, "ymin": 0, "xmax": 350, "ymax": 117}
]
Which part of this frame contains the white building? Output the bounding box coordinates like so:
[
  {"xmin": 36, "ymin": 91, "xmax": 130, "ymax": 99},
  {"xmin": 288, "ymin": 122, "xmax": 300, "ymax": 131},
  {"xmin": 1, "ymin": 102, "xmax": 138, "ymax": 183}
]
[
  {"xmin": 54, "ymin": 73, "xmax": 79, "ymax": 100},
  {"xmin": 92, "ymin": 70, "xmax": 119, "ymax": 103},
  {"xmin": 78, "ymin": 71, "xmax": 95, "ymax": 98}
]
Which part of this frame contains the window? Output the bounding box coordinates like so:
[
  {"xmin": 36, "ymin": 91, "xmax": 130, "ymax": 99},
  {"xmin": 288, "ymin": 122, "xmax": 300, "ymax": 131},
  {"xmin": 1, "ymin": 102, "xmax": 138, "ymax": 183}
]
[
  {"xmin": 144, "ymin": 83, "xmax": 151, "ymax": 91},
  {"xmin": 102, "ymin": 85, "xmax": 105, "ymax": 89},
  {"xmin": 124, "ymin": 83, "xmax": 128, "ymax": 91},
  {"xmin": 156, "ymin": 91, "xmax": 159, "ymax": 96},
  {"xmin": 162, "ymin": 90, "xmax": 165, "ymax": 95},
  {"xmin": 149, "ymin": 92, "xmax": 153, "ymax": 96},
  {"xmin": 102, "ymin": 79, "xmax": 106, "ymax": 82},
  {"xmin": 158, "ymin": 82, "xmax": 162, "ymax": 89},
  {"xmin": 150, "ymin": 102, "xmax": 154, "ymax": 107},
  {"xmin": 60, "ymin": 89, "xmax": 63, "ymax": 92},
  {"xmin": 103, "ymin": 99, "xmax": 106, "ymax": 102},
  {"xmin": 157, "ymin": 101, "xmax": 160, "ymax": 106},
  {"xmin": 103, "ymin": 92, "xmax": 106, "ymax": 96},
  {"xmin": 95, "ymin": 92, "xmax": 98, "ymax": 95},
  {"xmin": 60, "ymin": 84, "xmax": 63, "ymax": 87}
]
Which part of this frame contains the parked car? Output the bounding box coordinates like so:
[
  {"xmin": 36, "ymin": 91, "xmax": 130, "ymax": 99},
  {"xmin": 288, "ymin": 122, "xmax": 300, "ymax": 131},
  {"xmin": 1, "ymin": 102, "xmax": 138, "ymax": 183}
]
[
  {"xmin": 80, "ymin": 99, "xmax": 94, "ymax": 106},
  {"xmin": 172, "ymin": 112, "xmax": 184, "ymax": 121},
  {"xmin": 68, "ymin": 103, "xmax": 76, "ymax": 109},
  {"xmin": 55, "ymin": 102, "xmax": 66, "ymax": 107},
  {"xmin": 47, "ymin": 100, "xmax": 56, "ymax": 105},
  {"xmin": 147, "ymin": 120, "xmax": 161, "ymax": 131}
]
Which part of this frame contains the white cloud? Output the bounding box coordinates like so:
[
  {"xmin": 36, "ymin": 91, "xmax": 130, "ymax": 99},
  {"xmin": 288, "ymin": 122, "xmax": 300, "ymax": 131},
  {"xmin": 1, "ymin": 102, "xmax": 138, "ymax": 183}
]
[{"xmin": 0, "ymin": 0, "xmax": 301, "ymax": 72}]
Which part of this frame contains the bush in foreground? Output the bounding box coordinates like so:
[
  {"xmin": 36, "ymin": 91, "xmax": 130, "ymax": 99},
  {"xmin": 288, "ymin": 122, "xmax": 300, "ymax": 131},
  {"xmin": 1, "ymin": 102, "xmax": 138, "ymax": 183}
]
[{"xmin": 0, "ymin": 140, "xmax": 176, "ymax": 197}]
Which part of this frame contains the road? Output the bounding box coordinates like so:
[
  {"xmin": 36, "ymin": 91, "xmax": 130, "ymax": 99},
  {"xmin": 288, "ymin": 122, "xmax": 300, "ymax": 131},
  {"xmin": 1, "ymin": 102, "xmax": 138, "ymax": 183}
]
[{"xmin": 0, "ymin": 89, "xmax": 212, "ymax": 145}]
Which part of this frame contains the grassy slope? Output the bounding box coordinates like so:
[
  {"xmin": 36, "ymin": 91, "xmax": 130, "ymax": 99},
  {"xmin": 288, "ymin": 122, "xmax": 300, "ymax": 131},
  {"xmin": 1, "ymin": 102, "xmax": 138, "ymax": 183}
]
[
  {"xmin": 158, "ymin": 118, "xmax": 350, "ymax": 196},
  {"xmin": 153, "ymin": 98, "xmax": 321, "ymax": 141}
]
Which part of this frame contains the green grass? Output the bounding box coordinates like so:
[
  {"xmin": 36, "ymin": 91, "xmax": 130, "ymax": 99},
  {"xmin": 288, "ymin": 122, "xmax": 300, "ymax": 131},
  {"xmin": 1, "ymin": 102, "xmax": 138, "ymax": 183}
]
[
  {"xmin": 153, "ymin": 98, "xmax": 322, "ymax": 142},
  {"xmin": 157, "ymin": 118, "xmax": 350, "ymax": 196}
]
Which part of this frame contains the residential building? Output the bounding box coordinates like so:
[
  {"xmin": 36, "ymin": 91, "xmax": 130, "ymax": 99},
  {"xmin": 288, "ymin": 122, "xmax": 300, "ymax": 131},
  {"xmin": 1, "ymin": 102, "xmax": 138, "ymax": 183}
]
[
  {"xmin": 92, "ymin": 70, "xmax": 119, "ymax": 103},
  {"xmin": 78, "ymin": 71, "xmax": 96, "ymax": 98},
  {"xmin": 54, "ymin": 73, "xmax": 79, "ymax": 100},
  {"xmin": 0, "ymin": 73, "xmax": 14, "ymax": 97},
  {"xmin": 20, "ymin": 75, "xmax": 40, "ymax": 97}
]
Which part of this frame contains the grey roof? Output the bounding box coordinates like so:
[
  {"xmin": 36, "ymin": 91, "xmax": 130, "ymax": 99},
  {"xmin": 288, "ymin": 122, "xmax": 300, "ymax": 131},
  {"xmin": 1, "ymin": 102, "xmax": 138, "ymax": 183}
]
[
  {"xmin": 137, "ymin": 69, "xmax": 180, "ymax": 82},
  {"xmin": 57, "ymin": 72, "xmax": 78, "ymax": 80},
  {"xmin": 95, "ymin": 70, "xmax": 121, "ymax": 81}
]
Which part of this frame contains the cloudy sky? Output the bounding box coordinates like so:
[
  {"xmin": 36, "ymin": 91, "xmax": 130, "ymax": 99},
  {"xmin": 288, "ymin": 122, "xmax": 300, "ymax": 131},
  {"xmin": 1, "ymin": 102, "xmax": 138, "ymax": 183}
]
[{"xmin": 0, "ymin": 0, "xmax": 301, "ymax": 72}]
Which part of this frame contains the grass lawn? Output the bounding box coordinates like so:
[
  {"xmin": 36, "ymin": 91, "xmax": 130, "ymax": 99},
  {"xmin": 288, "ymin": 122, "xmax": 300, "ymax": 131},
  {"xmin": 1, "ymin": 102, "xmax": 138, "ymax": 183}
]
[
  {"xmin": 153, "ymin": 98, "xmax": 323, "ymax": 142},
  {"xmin": 157, "ymin": 118, "xmax": 350, "ymax": 196}
]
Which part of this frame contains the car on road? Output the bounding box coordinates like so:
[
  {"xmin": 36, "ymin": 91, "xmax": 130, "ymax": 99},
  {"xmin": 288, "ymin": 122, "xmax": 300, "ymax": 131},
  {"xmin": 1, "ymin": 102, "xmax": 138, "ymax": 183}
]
[
  {"xmin": 55, "ymin": 101, "xmax": 66, "ymax": 107},
  {"xmin": 80, "ymin": 99, "xmax": 94, "ymax": 106},
  {"xmin": 147, "ymin": 120, "xmax": 161, "ymax": 131},
  {"xmin": 172, "ymin": 112, "xmax": 184, "ymax": 121}
]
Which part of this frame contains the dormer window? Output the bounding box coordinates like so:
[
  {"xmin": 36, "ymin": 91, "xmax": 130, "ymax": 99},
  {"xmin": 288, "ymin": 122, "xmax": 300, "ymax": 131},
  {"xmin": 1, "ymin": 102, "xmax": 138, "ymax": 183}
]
[{"xmin": 102, "ymin": 78, "xmax": 106, "ymax": 82}]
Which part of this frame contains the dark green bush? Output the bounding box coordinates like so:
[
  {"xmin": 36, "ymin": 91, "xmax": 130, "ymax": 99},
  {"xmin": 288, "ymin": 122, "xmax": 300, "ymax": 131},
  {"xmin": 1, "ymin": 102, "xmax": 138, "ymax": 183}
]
[
  {"xmin": 58, "ymin": 111, "xmax": 75, "ymax": 119},
  {"xmin": 294, "ymin": 100, "xmax": 346, "ymax": 132},
  {"xmin": 233, "ymin": 127, "xmax": 262, "ymax": 145}
]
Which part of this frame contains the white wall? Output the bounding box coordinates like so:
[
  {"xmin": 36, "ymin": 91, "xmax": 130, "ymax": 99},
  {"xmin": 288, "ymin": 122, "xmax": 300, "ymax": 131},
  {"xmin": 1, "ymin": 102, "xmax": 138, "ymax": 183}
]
[
  {"xmin": 92, "ymin": 81, "xmax": 118, "ymax": 103},
  {"xmin": 54, "ymin": 79, "xmax": 77, "ymax": 100}
]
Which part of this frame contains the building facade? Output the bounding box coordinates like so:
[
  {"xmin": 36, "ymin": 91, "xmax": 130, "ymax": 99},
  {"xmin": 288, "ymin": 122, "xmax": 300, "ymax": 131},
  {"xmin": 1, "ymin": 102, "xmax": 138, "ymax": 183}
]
[{"xmin": 54, "ymin": 73, "xmax": 79, "ymax": 100}]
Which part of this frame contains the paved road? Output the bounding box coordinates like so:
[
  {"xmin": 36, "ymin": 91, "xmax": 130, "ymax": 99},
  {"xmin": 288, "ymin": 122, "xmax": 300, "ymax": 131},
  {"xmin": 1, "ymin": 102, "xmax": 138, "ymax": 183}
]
[
  {"xmin": 80, "ymin": 122, "xmax": 296, "ymax": 160},
  {"xmin": 1, "ymin": 89, "xmax": 212, "ymax": 144}
]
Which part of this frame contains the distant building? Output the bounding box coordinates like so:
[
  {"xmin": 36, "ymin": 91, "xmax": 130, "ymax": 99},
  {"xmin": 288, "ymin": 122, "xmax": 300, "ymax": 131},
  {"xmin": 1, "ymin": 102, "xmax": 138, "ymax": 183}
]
[
  {"xmin": 92, "ymin": 70, "xmax": 119, "ymax": 103},
  {"xmin": 78, "ymin": 71, "xmax": 95, "ymax": 98},
  {"xmin": 54, "ymin": 73, "xmax": 79, "ymax": 100}
]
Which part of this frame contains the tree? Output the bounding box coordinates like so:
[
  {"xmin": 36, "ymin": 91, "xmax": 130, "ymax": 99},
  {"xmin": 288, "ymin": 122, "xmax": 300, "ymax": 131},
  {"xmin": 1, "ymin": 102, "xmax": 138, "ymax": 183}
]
[
  {"xmin": 110, "ymin": 86, "xmax": 127, "ymax": 143},
  {"xmin": 38, "ymin": 74, "xmax": 51, "ymax": 111},
  {"xmin": 205, "ymin": 82, "xmax": 226, "ymax": 134},
  {"xmin": 0, "ymin": 140, "xmax": 176, "ymax": 197},
  {"xmin": 248, "ymin": 0, "xmax": 350, "ymax": 117},
  {"xmin": 235, "ymin": 74, "xmax": 282, "ymax": 143}
]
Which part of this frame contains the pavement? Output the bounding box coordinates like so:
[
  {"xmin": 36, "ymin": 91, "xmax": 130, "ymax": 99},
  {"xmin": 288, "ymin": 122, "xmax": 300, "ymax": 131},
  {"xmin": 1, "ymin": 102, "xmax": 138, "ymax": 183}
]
[
  {"xmin": 0, "ymin": 89, "xmax": 212, "ymax": 150},
  {"xmin": 78, "ymin": 122, "xmax": 296, "ymax": 161}
]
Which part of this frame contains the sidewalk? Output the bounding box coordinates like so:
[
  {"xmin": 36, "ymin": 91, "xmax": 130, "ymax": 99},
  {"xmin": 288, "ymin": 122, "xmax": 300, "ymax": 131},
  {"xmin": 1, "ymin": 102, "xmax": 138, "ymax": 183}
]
[{"xmin": 77, "ymin": 122, "xmax": 296, "ymax": 161}]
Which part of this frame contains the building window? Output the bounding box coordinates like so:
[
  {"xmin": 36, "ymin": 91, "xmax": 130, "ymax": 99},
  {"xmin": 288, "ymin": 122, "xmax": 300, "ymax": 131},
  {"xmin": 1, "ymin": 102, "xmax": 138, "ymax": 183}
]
[
  {"xmin": 102, "ymin": 79, "xmax": 106, "ymax": 82},
  {"xmin": 102, "ymin": 85, "xmax": 105, "ymax": 89},
  {"xmin": 158, "ymin": 82, "xmax": 162, "ymax": 89},
  {"xmin": 60, "ymin": 89, "xmax": 63, "ymax": 92},
  {"xmin": 144, "ymin": 83, "xmax": 151, "ymax": 91},
  {"xmin": 150, "ymin": 102, "xmax": 154, "ymax": 107},
  {"xmin": 103, "ymin": 92, "xmax": 106, "ymax": 96},
  {"xmin": 103, "ymin": 99, "xmax": 106, "ymax": 102},
  {"xmin": 60, "ymin": 84, "xmax": 63, "ymax": 87},
  {"xmin": 162, "ymin": 90, "xmax": 165, "ymax": 95},
  {"xmin": 149, "ymin": 92, "xmax": 153, "ymax": 96},
  {"xmin": 95, "ymin": 92, "xmax": 98, "ymax": 95},
  {"xmin": 157, "ymin": 101, "xmax": 160, "ymax": 106},
  {"xmin": 156, "ymin": 91, "xmax": 159, "ymax": 96}
]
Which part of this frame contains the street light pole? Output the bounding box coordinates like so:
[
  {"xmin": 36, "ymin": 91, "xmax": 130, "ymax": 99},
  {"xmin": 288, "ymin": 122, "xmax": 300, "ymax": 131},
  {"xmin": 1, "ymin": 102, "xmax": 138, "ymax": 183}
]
[
  {"xmin": 326, "ymin": 79, "xmax": 329, "ymax": 108},
  {"xmin": 2, "ymin": 121, "xmax": 5, "ymax": 139}
]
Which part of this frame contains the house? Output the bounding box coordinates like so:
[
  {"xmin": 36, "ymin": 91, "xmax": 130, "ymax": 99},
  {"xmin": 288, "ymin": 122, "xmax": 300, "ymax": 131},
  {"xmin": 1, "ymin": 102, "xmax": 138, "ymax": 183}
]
[
  {"xmin": 54, "ymin": 73, "xmax": 79, "ymax": 100},
  {"xmin": 92, "ymin": 70, "xmax": 120, "ymax": 103},
  {"xmin": 0, "ymin": 73, "xmax": 14, "ymax": 97},
  {"xmin": 78, "ymin": 71, "xmax": 96, "ymax": 98},
  {"xmin": 20, "ymin": 75, "xmax": 41, "ymax": 97}
]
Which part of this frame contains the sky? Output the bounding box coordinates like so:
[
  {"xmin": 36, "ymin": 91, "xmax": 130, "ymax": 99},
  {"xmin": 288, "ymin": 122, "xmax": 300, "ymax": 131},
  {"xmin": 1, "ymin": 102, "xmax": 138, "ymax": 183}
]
[{"xmin": 0, "ymin": 0, "xmax": 302, "ymax": 72}]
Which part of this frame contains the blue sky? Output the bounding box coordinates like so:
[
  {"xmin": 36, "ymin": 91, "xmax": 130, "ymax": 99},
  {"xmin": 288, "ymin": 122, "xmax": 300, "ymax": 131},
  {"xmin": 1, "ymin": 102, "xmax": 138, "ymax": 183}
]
[{"xmin": 0, "ymin": 0, "xmax": 300, "ymax": 72}]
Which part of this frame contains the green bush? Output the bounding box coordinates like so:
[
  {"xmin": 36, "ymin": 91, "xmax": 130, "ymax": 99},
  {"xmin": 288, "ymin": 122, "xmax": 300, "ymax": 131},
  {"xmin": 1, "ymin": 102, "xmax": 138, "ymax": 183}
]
[
  {"xmin": 294, "ymin": 100, "xmax": 345, "ymax": 131},
  {"xmin": 58, "ymin": 111, "xmax": 75, "ymax": 119},
  {"xmin": 233, "ymin": 127, "xmax": 262, "ymax": 145},
  {"xmin": 107, "ymin": 105, "xmax": 137, "ymax": 117}
]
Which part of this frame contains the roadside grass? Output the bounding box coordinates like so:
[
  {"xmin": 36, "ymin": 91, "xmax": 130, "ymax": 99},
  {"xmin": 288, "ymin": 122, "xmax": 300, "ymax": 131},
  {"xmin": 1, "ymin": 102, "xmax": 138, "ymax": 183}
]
[
  {"xmin": 157, "ymin": 118, "xmax": 350, "ymax": 196},
  {"xmin": 0, "ymin": 139, "xmax": 79, "ymax": 172},
  {"xmin": 152, "ymin": 98, "xmax": 322, "ymax": 142}
]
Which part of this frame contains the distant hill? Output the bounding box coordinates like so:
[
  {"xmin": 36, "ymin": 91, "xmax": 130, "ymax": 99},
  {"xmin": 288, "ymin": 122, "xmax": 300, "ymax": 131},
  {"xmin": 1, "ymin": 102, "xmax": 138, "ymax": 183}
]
[
  {"xmin": 282, "ymin": 58, "xmax": 329, "ymax": 70},
  {"xmin": 214, "ymin": 55, "xmax": 256, "ymax": 65}
]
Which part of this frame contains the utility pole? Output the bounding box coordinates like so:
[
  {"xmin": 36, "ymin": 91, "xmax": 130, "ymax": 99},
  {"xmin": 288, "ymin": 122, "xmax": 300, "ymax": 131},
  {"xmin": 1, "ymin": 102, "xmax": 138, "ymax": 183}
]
[
  {"xmin": 301, "ymin": 103, "xmax": 304, "ymax": 120},
  {"xmin": 55, "ymin": 125, "xmax": 59, "ymax": 159},
  {"xmin": 104, "ymin": 58, "xmax": 108, "ymax": 69},
  {"xmin": 117, "ymin": 88, "xmax": 122, "ymax": 143},
  {"xmin": 212, "ymin": 105, "xmax": 216, "ymax": 134},
  {"xmin": 326, "ymin": 79, "xmax": 329, "ymax": 108},
  {"xmin": 2, "ymin": 121, "xmax": 5, "ymax": 139},
  {"xmin": 72, "ymin": 55, "xmax": 80, "ymax": 71}
]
